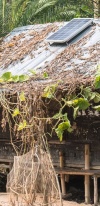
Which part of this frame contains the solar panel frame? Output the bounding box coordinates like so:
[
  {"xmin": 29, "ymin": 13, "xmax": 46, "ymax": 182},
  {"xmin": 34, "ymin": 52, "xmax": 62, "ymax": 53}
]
[{"xmin": 46, "ymin": 18, "xmax": 93, "ymax": 43}]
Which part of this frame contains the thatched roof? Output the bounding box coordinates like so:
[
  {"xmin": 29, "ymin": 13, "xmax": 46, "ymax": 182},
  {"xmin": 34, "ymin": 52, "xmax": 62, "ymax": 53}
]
[
  {"xmin": 0, "ymin": 19, "xmax": 100, "ymax": 94},
  {"xmin": 0, "ymin": 19, "xmax": 100, "ymax": 144}
]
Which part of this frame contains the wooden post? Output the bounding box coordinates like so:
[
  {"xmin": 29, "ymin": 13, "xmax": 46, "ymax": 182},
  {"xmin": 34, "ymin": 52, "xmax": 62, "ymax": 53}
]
[
  {"xmin": 85, "ymin": 144, "xmax": 90, "ymax": 204},
  {"xmin": 59, "ymin": 151, "xmax": 66, "ymax": 195},
  {"xmin": 94, "ymin": 175, "xmax": 98, "ymax": 206}
]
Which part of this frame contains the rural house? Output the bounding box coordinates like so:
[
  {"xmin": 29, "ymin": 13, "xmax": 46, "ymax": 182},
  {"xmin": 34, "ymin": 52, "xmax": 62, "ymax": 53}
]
[{"xmin": 0, "ymin": 18, "xmax": 100, "ymax": 205}]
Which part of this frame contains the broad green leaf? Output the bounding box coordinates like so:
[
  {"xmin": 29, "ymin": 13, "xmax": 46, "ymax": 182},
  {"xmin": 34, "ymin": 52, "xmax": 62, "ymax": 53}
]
[
  {"xmin": 73, "ymin": 107, "xmax": 79, "ymax": 119},
  {"xmin": 18, "ymin": 120, "xmax": 27, "ymax": 131},
  {"xmin": 2, "ymin": 72, "xmax": 12, "ymax": 81},
  {"xmin": 90, "ymin": 92, "xmax": 96, "ymax": 100},
  {"xmin": 93, "ymin": 105, "xmax": 100, "ymax": 111},
  {"xmin": 19, "ymin": 75, "xmax": 29, "ymax": 82},
  {"xmin": 73, "ymin": 99, "xmax": 78, "ymax": 105},
  {"xmin": 55, "ymin": 128, "xmax": 63, "ymax": 141},
  {"xmin": 73, "ymin": 98, "xmax": 90, "ymax": 110},
  {"xmin": 55, "ymin": 121, "xmax": 71, "ymax": 141},
  {"xmin": 49, "ymin": 84, "xmax": 57, "ymax": 93},
  {"xmin": 53, "ymin": 112, "xmax": 68, "ymax": 121},
  {"xmin": 93, "ymin": 93, "xmax": 100, "ymax": 103},
  {"xmin": 42, "ymin": 91, "xmax": 52, "ymax": 98},
  {"xmin": 94, "ymin": 76, "xmax": 100, "ymax": 89},
  {"xmin": 83, "ymin": 87, "xmax": 92, "ymax": 99},
  {"xmin": 44, "ymin": 84, "xmax": 57, "ymax": 93},
  {"xmin": 12, "ymin": 108, "xmax": 20, "ymax": 117},
  {"xmin": 62, "ymin": 113, "xmax": 68, "ymax": 121},
  {"xmin": 19, "ymin": 92, "xmax": 25, "ymax": 101},
  {"xmin": 12, "ymin": 75, "xmax": 19, "ymax": 82},
  {"xmin": 57, "ymin": 121, "xmax": 71, "ymax": 131},
  {"xmin": 42, "ymin": 84, "xmax": 57, "ymax": 98},
  {"xmin": 43, "ymin": 72, "xmax": 49, "ymax": 78}
]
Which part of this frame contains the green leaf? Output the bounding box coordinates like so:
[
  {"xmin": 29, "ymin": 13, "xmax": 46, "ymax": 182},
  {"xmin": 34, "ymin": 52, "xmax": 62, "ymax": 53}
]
[
  {"xmin": 18, "ymin": 120, "xmax": 27, "ymax": 131},
  {"xmin": 35, "ymin": 1, "xmax": 57, "ymax": 15},
  {"xmin": 83, "ymin": 87, "xmax": 92, "ymax": 99},
  {"xmin": 62, "ymin": 113, "xmax": 68, "ymax": 121},
  {"xmin": 42, "ymin": 91, "xmax": 52, "ymax": 98},
  {"xmin": 53, "ymin": 113, "xmax": 62, "ymax": 119},
  {"xmin": 73, "ymin": 107, "xmax": 79, "ymax": 119},
  {"xmin": 19, "ymin": 75, "xmax": 29, "ymax": 82},
  {"xmin": 55, "ymin": 121, "xmax": 71, "ymax": 141},
  {"xmin": 43, "ymin": 72, "xmax": 49, "ymax": 78},
  {"xmin": 94, "ymin": 76, "xmax": 100, "ymax": 89},
  {"xmin": 93, "ymin": 93, "xmax": 100, "ymax": 103},
  {"xmin": 90, "ymin": 92, "xmax": 96, "ymax": 100},
  {"xmin": 2, "ymin": 72, "xmax": 12, "ymax": 81},
  {"xmin": 0, "ymin": 78, "xmax": 4, "ymax": 83},
  {"xmin": 65, "ymin": 100, "xmax": 73, "ymax": 106},
  {"xmin": 57, "ymin": 121, "xmax": 71, "ymax": 132},
  {"xmin": 55, "ymin": 128, "xmax": 63, "ymax": 141},
  {"xmin": 42, "ymin": 84, "xmax": 57, "ymax": 98},
  {"xmin": 93, "ymin": 105, "xmax": 100, "ymax": 111},
  {"xmin": 29, "ymin": 69, "xmax": 36, "ymax": 75},
  {"xmin": 73, "ymin": 98, "xmax": 90, "ymax": 110},
  {"xmin": 53, "ymin": 112, "xmax": 68, "ymax": 122},
  {"xmin": 19, "ymin": 92, "xmax": 25, "ymax": 101},
  {"xmin": 12, "ymin": 108, "xmax": 20, "ymax": 117},
  {"xmin": 12, "ymin": 75, "xmax": 19, "ymax": 82}
]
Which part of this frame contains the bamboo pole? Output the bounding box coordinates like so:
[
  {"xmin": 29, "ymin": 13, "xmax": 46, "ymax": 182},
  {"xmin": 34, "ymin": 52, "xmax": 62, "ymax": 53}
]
[
  {"xmin": 59, "ymin": 151, "xmax": 66, "ymax": 195},
  {"xmin": 94, "ymin": 175, "xmax": 98, "ymax": 206},
  {"xmin": 85, "ymin": 144, "xmax": 90, "ymax": 204}
]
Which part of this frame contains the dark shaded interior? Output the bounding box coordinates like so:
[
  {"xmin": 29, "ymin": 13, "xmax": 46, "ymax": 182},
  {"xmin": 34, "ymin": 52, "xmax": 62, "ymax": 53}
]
[{"xmin": 60, "ymin": 175, "xmax": 95, "ymax": 204}]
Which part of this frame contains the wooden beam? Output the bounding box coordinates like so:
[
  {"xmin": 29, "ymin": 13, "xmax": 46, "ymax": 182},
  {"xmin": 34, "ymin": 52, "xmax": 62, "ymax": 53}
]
[
  {"xmin": 85, "ymin": 144, "xmax": 90, "ymax": 204},
  {"xmin": 0, "ymin": 158, "xmax": 13, "ymax": 163},
  {"xmin": 59, "ymin": 151, "xmax": 66, "ymax": 195},
  {"xmin": 55, "ymin": 168, "xmax": 100, "ymax": 176},
  {"xmin": 0, "ymin": 164, "xmax": 10, "ymax": 169}
]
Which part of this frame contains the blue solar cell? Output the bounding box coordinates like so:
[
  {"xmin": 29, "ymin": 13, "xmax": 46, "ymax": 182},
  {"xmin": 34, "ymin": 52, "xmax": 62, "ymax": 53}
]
[{"xmin": 46, "ymin": 18, "xmax": 93, "ymax": 43}]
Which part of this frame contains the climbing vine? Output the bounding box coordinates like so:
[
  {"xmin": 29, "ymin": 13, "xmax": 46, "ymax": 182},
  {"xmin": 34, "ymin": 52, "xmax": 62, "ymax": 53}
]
[
  {"xmin": 42, "ymin": 65, "xmax": 100, "ymax": 141},
  {"xmin": 0, "ymin": 65, "xmax": 100, "ymax": 147}
]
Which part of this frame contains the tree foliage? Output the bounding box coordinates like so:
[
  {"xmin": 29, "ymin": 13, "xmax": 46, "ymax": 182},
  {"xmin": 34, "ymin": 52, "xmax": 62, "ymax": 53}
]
[{"xmin": 0, "ymin": 0, "xmax": 95, "ymax": 37}]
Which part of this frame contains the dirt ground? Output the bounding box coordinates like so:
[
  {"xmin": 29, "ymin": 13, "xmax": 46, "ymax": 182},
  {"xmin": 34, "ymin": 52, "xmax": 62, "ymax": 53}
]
[{"xmin": 0, "ymin": 193, "xmax": 93, "ymax": 206}]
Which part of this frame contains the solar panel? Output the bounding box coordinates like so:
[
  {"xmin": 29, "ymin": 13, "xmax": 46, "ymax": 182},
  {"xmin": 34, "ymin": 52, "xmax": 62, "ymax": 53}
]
[{"xmin": 46, "ymin": 18, "xmax": 93, "ymax": 43}]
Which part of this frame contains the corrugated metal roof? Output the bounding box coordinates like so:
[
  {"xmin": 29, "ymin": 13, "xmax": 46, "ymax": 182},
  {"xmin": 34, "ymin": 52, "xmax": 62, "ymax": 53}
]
[{"xmin": 0, "ymin": 20, "xmax": 100, "ymax": 80}]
